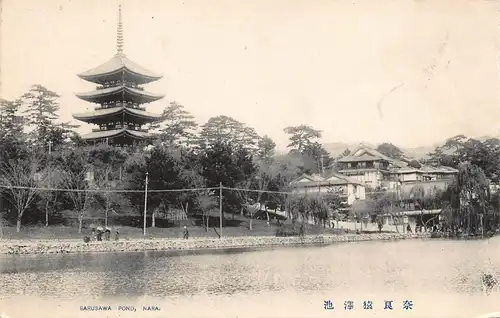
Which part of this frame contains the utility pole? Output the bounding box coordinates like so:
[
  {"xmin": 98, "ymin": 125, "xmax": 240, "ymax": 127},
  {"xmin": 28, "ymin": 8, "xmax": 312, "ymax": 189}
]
[
  {"xmin": 481, "ymin": 213, "xmax": 484, "ymax": 238},
  {"xmin": 320, "ymin": 156, "xmax": 325, "ymax": 177},
  {"xmin": 219, "ymin": 182, "xmax": 223, "ymax": 238},
  {"xmin": 143, "ymin": 172, "xmax": 149, "ymax": 236},
  {"xmin": 105, "ymin": 166, "xmax": 110, "ymax": 228},
  {"xmin": 46, "ymin": 140, "xmax": 53, "ymax": 227}
]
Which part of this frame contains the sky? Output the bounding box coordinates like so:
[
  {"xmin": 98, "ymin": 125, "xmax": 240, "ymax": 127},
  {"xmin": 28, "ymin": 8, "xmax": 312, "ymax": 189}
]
[{"xmin": 1, "ymin": 0, "xmax": 500, "ymax": 150}]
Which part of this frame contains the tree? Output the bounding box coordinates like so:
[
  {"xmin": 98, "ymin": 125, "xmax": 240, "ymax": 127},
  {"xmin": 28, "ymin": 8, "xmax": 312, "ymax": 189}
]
[
  {"xmin": 408, "ymin": 160, "xmax": 422, "ymax": 169},
  {"xmin": 301, "ymin": 142, "xmax": 334, "ymax": 175},
  {"xmin": 199, "ymin": 116, "xmax": 260, "ymax": 153},
  {"xmin": 151, "ymin": 101, "xmax": 198, "ymax": 146},
  {"xmin": 47, "ymin": 122, "xmax": 81, "ymax": 150},
  {"xmin": 0, "ymin": 154, "xmax": 44, "ymax": 232},
  {"xmin": 0, "ymin": 99, "xmax": 24, "ymax": 139},
  {"xmin": 236, "ymin": 184, "xmax": 263, "ymax": 231},
  {"xmin": 35, "ymin": 160, "xmax": 63, "ymax": 227},
  {"xmin": 327, "ymin": 192, "xmax": 350, "ymax": 223},
  {"xmin": 86, "ymin": 144, "xmax": 130, "ymax": 226},
  {"xmin": 311, "ymin": 194, "xmax": 330, "ymax": 228},
  {"xmin": 442, "ymin": 135, "xmax": 468, "ymax": 152},
  {"xmin": 236, "ymin": 158, "xmax": 286, "ymax": 230},
  {"xmin": 59, "ymin": 148, "xmax": 95, "ymax": 233},
  {"xmin": 371, "ymin": 190, "xmax": 402, "ymax": 233},
  {"xmin": 429, "ymin": 135, "xmax": 500, "ymax": 184},
  {"xmin": 197, "ymin": 191, "xmax": 217, "ymax": 231},
  {"xmin": 200, "ymin": 141, "xmax": 257, "ymax": 222},
  {"xmin": 376, "ymin": 143, "xmax": 404, "ymax": 159},
  {"xmin": 122, "ymin": 150, "xmax": 148, "ymax": 215},
  {"xmin": 20, "ymin": 85, "xmax": 61, "ymax": 148},
  {"xmin": 288, "ymin": 193, "xmax": 331, "ymax": 228},
  {"xmin": 124, "ymin": 145, "xmax": 206, "ymax": 225},
  {"xmin": 283, "ymin": 125, "xmax": 322, "ymax": 153},
  {"xmin": 201, "ymin": 141, "xmax": 256, "ymax": 189},
  {"xmin": 441, "ymin": 163, "xmax": 491, "ymax": 235},
  {"xmin": 426, "ymin": 146, "xmax": 457, "ymax": 167},
  {"xmin": 349, "ymin": 198, "xmax": 374, "ymax": 230},
  {"xmin": 0, "ymin": 99, "xmax": 28, "ymax": 161},
  {"xmin": 257, "ymin": 135, "xmax": 276, "ymax": 163},
  {"xmin": 427, "ymin": 135, "xmax": 468, "ymax": 167},
  {"xmin": 145, "ymin": 147, "xmax": 188, "ymax": 213}
]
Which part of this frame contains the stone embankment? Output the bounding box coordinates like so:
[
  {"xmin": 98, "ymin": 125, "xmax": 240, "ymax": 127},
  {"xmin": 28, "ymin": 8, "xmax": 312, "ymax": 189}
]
[{"xmin": 0, "ymin": 233, "xmax": 432, "ymax": 255}]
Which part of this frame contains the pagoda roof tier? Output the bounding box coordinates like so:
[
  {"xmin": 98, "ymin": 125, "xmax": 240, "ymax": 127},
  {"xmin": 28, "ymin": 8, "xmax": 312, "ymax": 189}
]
[
  {"xmin": 75, "ymin": 85, "xmax": 164, "ymax": 104},
  {"xmin": 73, "ymin": 106, "xmax": 162, "ymax": 125},
  {"xmin": 81, "ymin": 128, "xmax": 154, "ymax": 141},
  {"xmin": 78, "ymin": 53, "xmax": 163, "ymax": 85}
]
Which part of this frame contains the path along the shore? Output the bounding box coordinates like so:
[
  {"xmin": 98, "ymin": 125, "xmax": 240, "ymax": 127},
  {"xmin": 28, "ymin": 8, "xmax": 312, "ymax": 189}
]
[{"xmin": 0, "ymin": 232, "xmax": 432, "ymax": 255}]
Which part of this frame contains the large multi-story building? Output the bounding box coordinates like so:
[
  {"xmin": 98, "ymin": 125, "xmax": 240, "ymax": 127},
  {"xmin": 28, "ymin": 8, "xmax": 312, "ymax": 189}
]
[
  {"xmin": 72, "ymin": 5, "xmax": 164, "ymax": 146},
  {"xmin": 337, "ymin": 144, "xmax": 406, "ymax": 187},
  {"xmin": 337, "ymin": 144, "xmax": 458, "ymax": 189}
]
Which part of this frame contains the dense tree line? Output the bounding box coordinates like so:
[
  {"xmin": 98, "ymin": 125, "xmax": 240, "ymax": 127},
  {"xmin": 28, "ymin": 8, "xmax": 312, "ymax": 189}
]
[
  {"xmin": 1, "ymin": 85, "xmax": 499, "ymax": 236},
  {"xmin": 0, "ymin": 85, "xmax": 337, "ymax": 232}
]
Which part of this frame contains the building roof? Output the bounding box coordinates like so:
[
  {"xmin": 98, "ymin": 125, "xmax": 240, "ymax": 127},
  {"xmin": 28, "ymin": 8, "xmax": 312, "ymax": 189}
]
[
  {"xmin": 290, "ymin": 172, "xmax": 364, "ymax": 187},
  {"xmin": 78, "ymin": 53, "xmax": 163, "ymax": 84},
  {"xmin": 80, "ymin": 128, "xmax": 153, "ymax": 141},
  {"xmin": 72, "ymin": 106, "xmax": 162, "ymax": 122},
  {"xmin": 337, "ymin": 154, "xmax": 384, "ymax": 163},
  {"xmin": 339, "ymin": 144, "xmax": 408, "ymax": 167},
  {"xmin": 419, "ymin": 165, "xmax": 458, "ymax": 173},
  {"xmin": 325, "ymin": 171, "xmax": 364, "ymax": 185},
  {"xmin": 75, "ymin": 85, "xmax": 164, "ymax": 104},
  {"xmin": 390, "ymin": 165, "xmax": 458, "ymax": 175}
]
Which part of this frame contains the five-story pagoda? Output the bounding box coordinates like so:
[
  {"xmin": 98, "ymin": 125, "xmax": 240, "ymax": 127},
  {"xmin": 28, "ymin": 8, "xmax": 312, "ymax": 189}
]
[{"xmin": 73, "ymin": 5, "xmax": 164, "ymax": 146}]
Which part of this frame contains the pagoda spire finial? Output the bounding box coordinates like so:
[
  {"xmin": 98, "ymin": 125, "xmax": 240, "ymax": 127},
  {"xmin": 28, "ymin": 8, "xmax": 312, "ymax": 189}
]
[{"xmin": 116, "ymin": 5, "xmax": 124, "ymax": 54}]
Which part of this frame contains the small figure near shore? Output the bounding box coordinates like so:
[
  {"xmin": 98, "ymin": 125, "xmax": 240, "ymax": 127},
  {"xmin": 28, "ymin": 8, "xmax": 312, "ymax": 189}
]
[
  {"xmin": 115, "ymin": 230, "xmax": 120, "ymax": 241},
  {"xmin": 104, "ymin": 227, "xmax": 111, "ymax": 241},
  {"xmin": 406, "ymin": 224, "xmax": 412, "ymax": 233},
  {"xmin": 183, "ymin": 226, "xmax": 189, "ymax": 239},
  {"xmin": 96, "ymin": 226, "xmax": 104, "ymax": 241},
  {"xmin": 299, "ymin": 224, "xmax": 305, "ymax": 236}
]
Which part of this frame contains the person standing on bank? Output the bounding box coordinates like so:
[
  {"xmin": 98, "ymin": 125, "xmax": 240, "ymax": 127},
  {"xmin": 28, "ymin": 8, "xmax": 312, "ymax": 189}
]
[
  {"xmin": 104, "ymin": 227, "xmax": 111, "ymax": 241},
  {"xmin": 407, "ymin": 224, "xmax": 412, "ymax": 233},
  {"xmin": 183, "ymin": 225, "xmax": 189, "ymax": 239}
]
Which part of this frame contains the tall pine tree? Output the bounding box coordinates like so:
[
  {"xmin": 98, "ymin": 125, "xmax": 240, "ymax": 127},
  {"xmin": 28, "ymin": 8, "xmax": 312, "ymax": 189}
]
[
  {"xmin": 0, "ymin": 99, "xmax": 27, "ymax": 160},
  {"xmin": 150, "ymin": 101, "xmax": 198, "ymax": 146},
  {"xmin": 21, "ymin": 85, "xmax": 61, "ymax": 149}
]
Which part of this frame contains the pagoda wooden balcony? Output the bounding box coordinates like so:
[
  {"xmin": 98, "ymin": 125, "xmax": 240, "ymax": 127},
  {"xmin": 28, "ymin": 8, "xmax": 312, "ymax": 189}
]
[
  {"xmin": 96, "ymin": 84, "xmax": 145, "ymax": 91},
  {"xmin": 92, "ymin": 127, "xmax": 149, "ymax": 133},
  {"xmin": 94, "ymin": 105, "xmax": 146, "ymax": 111}
]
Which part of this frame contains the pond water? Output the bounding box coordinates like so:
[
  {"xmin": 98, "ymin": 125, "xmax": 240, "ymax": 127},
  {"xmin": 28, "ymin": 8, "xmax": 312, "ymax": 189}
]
[{"xmin": 1, "ymin": 238, "xmax": 500, "ymax": 318}]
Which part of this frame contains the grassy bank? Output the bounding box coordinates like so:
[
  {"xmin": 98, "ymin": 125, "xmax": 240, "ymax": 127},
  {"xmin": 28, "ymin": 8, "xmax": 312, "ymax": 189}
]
[
  {"xmin": 0, "ymin": 215, "xmax": 343, "ymax": 241},
  {"xmin": 0, "ymin": 232, "xmax": 432, "ymax": 255}
]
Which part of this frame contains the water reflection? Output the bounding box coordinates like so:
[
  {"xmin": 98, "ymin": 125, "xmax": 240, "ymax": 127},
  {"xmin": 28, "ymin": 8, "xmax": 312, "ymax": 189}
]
[{"xmin": 0, "ymin": 238, "xmax": 500, "ymax": 301}]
